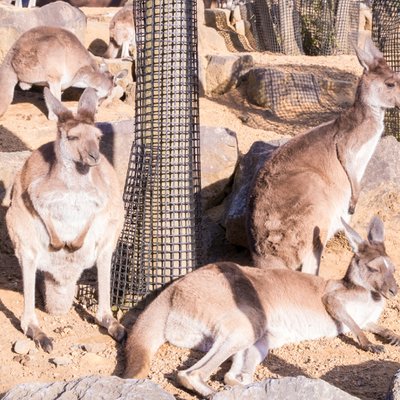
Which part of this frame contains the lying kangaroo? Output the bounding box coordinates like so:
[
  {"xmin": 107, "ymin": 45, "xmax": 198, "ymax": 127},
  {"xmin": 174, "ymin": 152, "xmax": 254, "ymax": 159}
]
[
  {"xmin": 124, "ymin": 216, "xmax": 399, "ymax": 397},
  {"xmin": 0, "ymin": 26, "xmax": 127, "ymax": 119},
  {"xmin": 247, "ymin": 37, "xmax": 400, "ymax": 274},
  {"xmin": 6, "ymin": 87, "xmax": 125, "ymax": 352},
  {"xmin": 104, "ymin": 6, "xmax": 135, "ymax": 60}
]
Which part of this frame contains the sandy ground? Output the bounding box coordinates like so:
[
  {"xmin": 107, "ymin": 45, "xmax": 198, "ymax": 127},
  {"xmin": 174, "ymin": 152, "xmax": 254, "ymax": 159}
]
[{"xmin": 1, "ymin": 7, "xmax": 400, "ymax": 400}]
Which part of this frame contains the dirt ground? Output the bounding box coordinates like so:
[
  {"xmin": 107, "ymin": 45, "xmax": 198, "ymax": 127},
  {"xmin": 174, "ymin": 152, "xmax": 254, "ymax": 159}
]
[{"xmin": 1, "ymin": 7, "xmax": 400, "ymax": 400}]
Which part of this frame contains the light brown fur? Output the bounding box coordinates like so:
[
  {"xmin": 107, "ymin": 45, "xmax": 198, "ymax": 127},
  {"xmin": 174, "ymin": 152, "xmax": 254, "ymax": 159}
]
[
  {"xmin": 104, "ymin": 6, "xmax": 135, "ymax": 60},
  {"xmin": 247, "ymin": 38, "xmax": 400, "ymax": 274},
  {"xmin": 124, "ymin": 217, "xmax": 399, "ymax": 397},
  {"xmin": 6, "ymin": 87, "xmax": 125, "ymax": 352},
  {"xmin": 0, "ymin": 26, "xmax": 127, "ymax": 120}
]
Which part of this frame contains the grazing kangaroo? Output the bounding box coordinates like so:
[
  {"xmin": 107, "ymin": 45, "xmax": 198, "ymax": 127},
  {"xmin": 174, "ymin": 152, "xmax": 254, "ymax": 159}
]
[
  {"xmin": 247, "ymin": 37, "xmax": 400, "ymax": 274},
  {"xmin": 0, "ymin": 26, "xmax": 127, "ymax": 120},
  {"xmin": 6, "ymin": 87, "xmax": 125, "ymax": 352},
  {"xmin": 124, "ymin": 217, "xmax": 399, "ymax": 397},
  {"xmin": 103, "ymin": 6, "xmax": 135, "ymax": 60}
]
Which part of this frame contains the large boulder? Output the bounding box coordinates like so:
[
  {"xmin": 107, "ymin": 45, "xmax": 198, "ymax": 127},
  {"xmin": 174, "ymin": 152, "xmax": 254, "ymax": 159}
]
[
  {"xmin": 211, "ymin": 376, "xmax": 359, "ymax": 400},
  {"xmin": 0, "ymin": 2, "xmax": 87, "ymax": 62},
  {"xmin": 2, "ymin": 376, "xmax": 175, "ymax": 400},
  {"xmin": 206, "ymin": 54, "xmax": 253, "ymax": 96}
]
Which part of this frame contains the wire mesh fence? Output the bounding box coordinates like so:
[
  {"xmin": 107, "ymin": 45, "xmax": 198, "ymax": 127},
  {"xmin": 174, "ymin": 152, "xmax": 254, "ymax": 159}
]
[
  {"xmin": 110, "ymin": 0, "xmax": 202, "ymax": 310},
  {"xmin": 372, "ymin": 0, "xmax": 400, "ymax": 140},
  {"xmin": 249, "ymin": 0, "xmax": 360, "ymax": 55}
]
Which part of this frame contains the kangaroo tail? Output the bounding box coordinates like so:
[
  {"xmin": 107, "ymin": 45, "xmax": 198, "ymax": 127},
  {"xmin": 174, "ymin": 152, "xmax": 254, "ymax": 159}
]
[{"xmin": 123, "ymin": 287, "xmax": 172, "ymax": 378}]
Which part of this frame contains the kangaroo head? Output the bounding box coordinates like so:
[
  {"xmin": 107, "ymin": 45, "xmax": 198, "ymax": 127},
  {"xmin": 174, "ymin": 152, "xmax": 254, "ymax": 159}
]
[
  {"xmin": 44, "ymin": 87, "xmax": 103, "ymax": 168},
  {"xmin": 97, "ymin": 62, "xmax": 129, "ymax": 102},
  {"xmin": 355, "ymin": 37, "xmax": 400, "ymax": 110},
  {"xmin": 342, "ymin": 216, "xmax": 398, "ymax": 299}
]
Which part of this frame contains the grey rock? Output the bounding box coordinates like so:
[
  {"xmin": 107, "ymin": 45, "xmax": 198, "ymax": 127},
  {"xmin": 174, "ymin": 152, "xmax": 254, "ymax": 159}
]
[
  {"xmin": 50, "ymin": 356, "xmax": 72, "ymax": 367},
  {"xmin": 0, "ymin": 2, "xmax": 86, "ymax": 63},
  {"xmin": 200, "ymin": 126, "xmax": 239, "ymax": 209},
  {"xmin": 361, "ymin": 135, "xmax": 400, "ymax": 193},
  {"xmin": 206, "ymin": 54, "xmax": 253, "ymax": 96},
  {"xmin": 386, "ymin": 369, "xmax": 400, "ymax": 400},
  {"xmin": 247, "ymin": 68, "xmax": 321, "ymax": 119},
  {"xmin": 12, "ymin": 339, "xmax": 33, "ymax": 355},
  {"xmin": 212, "ymin": 376, "xmax": 359, "ymax": 400},
  {"xmin": 2, "ymin": 376, "xmax": 175, "ymax": 400}
]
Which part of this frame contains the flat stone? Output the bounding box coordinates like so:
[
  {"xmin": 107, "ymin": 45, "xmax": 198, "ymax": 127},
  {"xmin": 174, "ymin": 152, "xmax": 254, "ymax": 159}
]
[
  {"xmin": 211, "ymin": 376, "xmax": 360, "ymax": 399},
  {"xmin": 2, "ymin": 376, "xmax": 175, "ymax": 400},
  {"xmin": 13, "ymin": 339, "xmax": 33, "ymax": 355},
  {"xmin": 50, "ymin": 356, "xmax": 72, "ymax": 367}
]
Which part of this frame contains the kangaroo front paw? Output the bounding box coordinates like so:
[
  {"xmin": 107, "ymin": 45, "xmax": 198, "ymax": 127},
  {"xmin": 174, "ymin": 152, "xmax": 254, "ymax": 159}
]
[
  {"xmin": 49, "ymin": 239, "xmax": 64, "ymax": 251},
  {"xmin": 34, "ymin": 332, "xmax": 54, "ymax": 353},
  {"xmin": 387, "ymin": 335, "xmax": 400, "ymax": 346},
  {"xmin": 348, "ymin": 203, "xmax": 356, "ymax": 215},
  {"xmin": 65, "ymin": 239, "xmax": 83, "ymax": 252}
]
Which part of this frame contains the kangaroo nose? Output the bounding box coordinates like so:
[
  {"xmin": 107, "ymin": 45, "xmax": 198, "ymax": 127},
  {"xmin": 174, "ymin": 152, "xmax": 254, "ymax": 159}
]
[{"xmin": 88, "ymin": 151, "xmax": 99, "ymax": 164}]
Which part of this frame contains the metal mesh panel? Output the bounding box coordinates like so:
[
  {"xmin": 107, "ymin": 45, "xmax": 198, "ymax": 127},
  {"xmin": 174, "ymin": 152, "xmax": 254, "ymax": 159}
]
[
  {"xmin": 372, "ymin": 0, "xmax": 400, "ymax": 140},
  {"xmin": 248, "ymin": 0, "xmax": 360, "ymax": 55},
  {"xmin": 111, "ymin": 0, "xmax": 202, "ymax": 309}
]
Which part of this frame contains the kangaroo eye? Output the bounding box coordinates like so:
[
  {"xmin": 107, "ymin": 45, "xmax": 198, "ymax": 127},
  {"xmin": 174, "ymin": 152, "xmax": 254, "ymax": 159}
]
[
  {"xmin": 367, "ymin": 265, "xmax": 379, "ymax": 273},
  {"xmin": 67, "ymin": 135, "xmax": 79, "ymax": 141},
  {"xmin": 386, "ymin": 81, "xmax": 396, "ymax": 88}
]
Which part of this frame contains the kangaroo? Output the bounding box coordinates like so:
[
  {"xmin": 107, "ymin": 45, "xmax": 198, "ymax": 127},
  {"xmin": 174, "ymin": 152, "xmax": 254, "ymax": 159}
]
[
  {"xmin": 247, "ymin": 37, "xmax": 400, "ymax": 275},
  {"xmin": 0, "ymin": 26, "xmax": 128, "ymax": 120},
  {"xmin": 6, "ymin": 87, "xmax": 125, "ymax": 352},
  {"xmin": 124, "ymin": 217, "xmax": 399, "ymax": 397},
  {"xmin": 103, "ymin": 6, "xmax": 135, "ymax": 60}
]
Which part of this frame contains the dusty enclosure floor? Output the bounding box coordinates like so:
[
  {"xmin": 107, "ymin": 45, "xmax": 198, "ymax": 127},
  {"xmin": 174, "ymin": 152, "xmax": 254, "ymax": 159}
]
[{"xmin": 1, "ymin": 48, "xmax": 400, "ymax": 400}]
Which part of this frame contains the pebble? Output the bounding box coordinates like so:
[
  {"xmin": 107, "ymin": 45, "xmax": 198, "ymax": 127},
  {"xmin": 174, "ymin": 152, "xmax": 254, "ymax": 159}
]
[
  {"xmin": 50, "ymin": 356, "xmax": 72, "ymax": 367},
  {"xmin": 13, "ymin": 339, "xmax": 33, "ymax": 355},
  {"xmin": 82, "ymin": 343, "xmax": 107, "ymax": 354}
]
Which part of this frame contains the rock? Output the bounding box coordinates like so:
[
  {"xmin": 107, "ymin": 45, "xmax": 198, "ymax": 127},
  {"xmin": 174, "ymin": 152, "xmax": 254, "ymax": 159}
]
[
  {"xmin": 211, "ymin": 376, "xmax": 360, "ymax": 399},
  {"xmin": 224, "ymin": 139, "xmax": 286, "ymax": 247},
  {"xmin": 0, "ymin": 2, "xmax": 87, "ymax": 63},
  {"xmin": 247, "ymin": 67, "xmax": 322, "ymax": 119},
  {"xmin": 82, "ymin": 343, "xmax": 107, "ymax": 354},
  {"xmin": 50, "ymin": 356, "xmax": 72, "ymax": 367},
  {"xmin": 206, "ymin": 54, "xmax": 253, "ymax": 96},
  {"xmin": 200, "ymin": 126, "xmax": 239, "ymax": 209},
  {"xmin": 361, "ymin": 135, "xmax": 400, "ymax": 194},
  {"xmin": 387, "ymin": 369, "xmax": 400, "ymax": 400},
  {"xmin": 12, "ymin": 339, "xmax": 33, "ymax": 355},
  {"xmin": 2, "ymin": 376, "xmax": 175, "ymax": 400}
]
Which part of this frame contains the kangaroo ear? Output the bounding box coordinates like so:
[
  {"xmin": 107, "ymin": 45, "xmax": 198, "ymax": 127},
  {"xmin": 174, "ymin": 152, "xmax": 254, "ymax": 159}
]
[
  {"xmin": 341, "ymin": 218, "xmax": 363, "ymax": 252},
  {"xmin": 354, "ymin": 37, "xmax": 384, "ymax": 72},
  {"xmin": 113, "ymin": 69, "xmax": 129, "ymax": 84},
  {"xmin": 77, "ymin": 87, "xmax": 98, "ymax": 120},
  {"xmin": 367, "ymin": 216, "xmax": 385, "ymax": 243},
  {"xmin": 44, "ymin": 87, "xmax": 72, "ymax": 122}
]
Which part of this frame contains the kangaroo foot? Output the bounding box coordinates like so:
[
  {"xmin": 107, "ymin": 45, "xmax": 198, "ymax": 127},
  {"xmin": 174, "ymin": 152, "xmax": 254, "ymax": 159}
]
[
  {"xmin": 26, "ymin": 324, "xmax": 53, "ymax": 353},
  {"xmin": 96, "ymin": 313, "xmax": 126, "ymax": 342},
  {"xmin": 362, "ymin": 342, "xmax": 384, "ymax": 353},
  {"xmin": 177, "ymin": 370, "xmax": 215, "ymax": 398}
]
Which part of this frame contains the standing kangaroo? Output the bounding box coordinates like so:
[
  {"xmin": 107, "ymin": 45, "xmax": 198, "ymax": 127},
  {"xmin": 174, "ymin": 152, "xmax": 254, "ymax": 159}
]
[
  {"xmin": 6, "ymin": 87, "xmax": 125, "ymax": 352},
  {"xmin": 103, "ymin": 6, "xmax": 135, "ymax": 60},
  {"xmin": 0, "ymin": 26, "xmax": 127, "ymax": 120},
  {"xmin": 124, "ymin": 217, "xmax": 399, "ymax": 397},
  {"xmin": 247, "ymin": 37, "xmax": 400, "ymax": 274}
]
